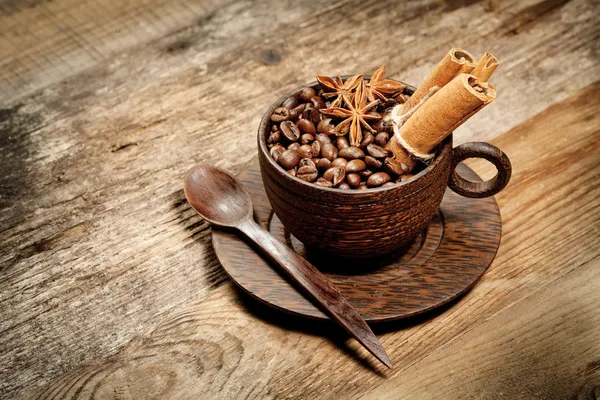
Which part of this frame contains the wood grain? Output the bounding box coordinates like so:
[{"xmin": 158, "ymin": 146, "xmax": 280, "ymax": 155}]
[
  {"xmin": 1, "ymin": 0, "xmax": 599, "ymax": 397},
  {"xmin": 17, "ymin": 80, "xmax": 600, "ymax": 399}
]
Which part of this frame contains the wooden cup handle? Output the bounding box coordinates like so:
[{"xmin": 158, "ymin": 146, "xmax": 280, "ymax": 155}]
[{"xmin": 448, "ymin": 142, "xmax": 512, "ymax": 198}]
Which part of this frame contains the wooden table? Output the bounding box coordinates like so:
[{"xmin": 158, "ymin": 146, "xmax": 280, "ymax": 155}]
[{"xmin": 1, "ymin": 0, "xmax": 599, "ymax": 398}]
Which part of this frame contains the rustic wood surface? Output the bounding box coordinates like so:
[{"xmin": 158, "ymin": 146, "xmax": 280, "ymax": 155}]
[
  {"xmin": 1, "ymin": 0, "xmax": 599, "ymax": 398},
  {"xmin": 213, "ymin": 163, "xmax": 502, "ymax": 321}
]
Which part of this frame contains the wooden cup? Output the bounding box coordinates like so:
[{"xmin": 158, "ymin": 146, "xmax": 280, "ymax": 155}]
[{"xmin": 258, "ymin": 80, "xmax": 512, "ymax": 259}]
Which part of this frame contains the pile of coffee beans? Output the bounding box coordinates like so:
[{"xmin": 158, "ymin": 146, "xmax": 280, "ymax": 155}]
[{"xmin": 266, "ymin": 84, "xmax": 425, "ymax": 190}]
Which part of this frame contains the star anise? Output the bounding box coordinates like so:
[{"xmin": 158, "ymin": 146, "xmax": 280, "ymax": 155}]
[
  {"xmin": 365, "ymin": 65, "xmax": 405, "ymax": 102},
  {"xmin": 320, "ymin": 82, "xmax": 381, "ymax": 146},
  {"xmin": 316, "ymin": 74, "xmax": 363, "ymax": 108}
]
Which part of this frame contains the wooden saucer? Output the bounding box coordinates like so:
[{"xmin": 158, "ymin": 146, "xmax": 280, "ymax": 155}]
[{"xmin": 212, "ymin": 162, "xmax": 501, "ymax": 322}]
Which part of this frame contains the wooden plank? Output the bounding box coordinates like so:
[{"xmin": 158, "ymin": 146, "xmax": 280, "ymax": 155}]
[
  {"xmin": 18, "ymin": 81, "xmax": 600, "ymax": 399},
  {"xmin": 1, "ymin": 0, "xmax": 598, "ymax": 396}
]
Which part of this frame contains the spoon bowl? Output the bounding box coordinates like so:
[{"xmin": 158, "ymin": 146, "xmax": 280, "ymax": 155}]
[{"xmin": 184, "ymin": 165, "xmax": 252, "ymax": 227}]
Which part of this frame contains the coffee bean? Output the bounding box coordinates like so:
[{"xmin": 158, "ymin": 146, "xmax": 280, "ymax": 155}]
[
  {"xmin": 359, "ymin": 169, "xmax": 374, "ymax": 179},
  {"xmin": 323, "ymin": 166, "xmax": 345, "ymax": 185},
  {"xmin": 309, "ymin": 108, "xmax": 322, "ymax": 124},
  {"xmin": 366, "ymin": 144, "xmax": 389, "ymax": 159},
  {"xmin": 375, "ymin": 132, "xmax": 389, "ymax": 147},
  {"xmin": 287, "ymin": 168, "xmax": 297, "ymax": 177},
  {"xmin": 381, "ymin": 181, "xmax": 396, "ymax": 188},
  {"xmin": 365, "ymin": 155, "xmax": 383, "ymax": 169},
  {"xmin": 311, "ymin": 140, "xmax": 321, "ymax": 157},
  {"xmin": 297, "ymin": 144, "xmax": 313, "ymax": 159},
  {"xmin": 346, "ymin": 173, "xmax": 361, "ymax": 187},
  {"xmin": 267, "ymin": 131, "xmax": 281, "ymax": 144},
  {"xmin": 336, "ymin": 136, "xmax": 350, "ymax": 150},
  {"xmin": 360, "ymin": 133, "xmax": 374, "ymax": 149},
  {"xmin": 315, "ymin": 177, "xmax": 333, "ymax": 187},
  {"xmin": 310, "ymin": 96, "xmax": 326, "ymax": 109},
  {"xmin": 338, "ymin": 146, "xmax": 365, "ymax": 160},
  {"xmin": 271, "ymin": 124, "xmax": 279, "ymax": 132},
  {"xmin": 283, "ymin": 96, "xmax": 299, "ymax": 109},
  {"xmin": 300, "ymin": 133, "xmax": 314, "ymax": 144},
  {"xmin": 270, "ymin": 144, "xmax": 285, "ymax": 161},
  {"xmin": 299, "ymin": 158, "xmax": 316, "ymax": 169},
  {"xmin": 281, "ymin": 120, "xmax": 301, "ymax": 141},
  {"xmin": 297, "ymin": 119, "xmax": 316, "ymax": 135},
  {"xmin": 271, "ymin": 107, "xmax": 291, "ymax": 122},
  {"xmin": 321, "ymin": 143, "xmax": 338, "ymax": 161},
  {"xmin": 317, "ymin": 158, "xmax": 332, "ymax": 171},
  {"xmin": 338, "ymin": 182, "xmax": 351, "ymax": 190},
  {"xmin": 300, "ymin": 87, "xmax": 317, "ymax": 102},
  {"xmin": 331, "ymin": 158, "xmax": 348, "ymax": 169},
  {"xmin": 345, "ymin": 159, "xmax": 366, "ymax": 173},
  {"xmin": 384, "ymin": 157, "xmax": 408, "ymax": 176},
  {"xmin": 297, "ymin": 166, "xmax": 318, "ymax": 182},
  {"xmin": 367, "ymin": 172, "xmax": 391, "ymax": 187},
  {"xmin": 316, "ymin": 133, "xmax": 332, "ymax": 145},
  {"xmin": 357, "ymin": 183, "xmax": 369, "ymax": 190},
  {"xmin": 288, "ymin": 142, "xmax": 300, "ymax": 151},
  {"xmin": 289, "ymin": 104, "xmax": 306, "ymax": 120},
  {"xmin": 317, "ymin": 118, "xmax": 335, "ymax": 134},
  {"xmin": 400, "ymin": 173, "xmax": 415, "ymax": 180},
  {"xmin": 278, "ymin": 150, "xmax": 300, "ymax": 169}
]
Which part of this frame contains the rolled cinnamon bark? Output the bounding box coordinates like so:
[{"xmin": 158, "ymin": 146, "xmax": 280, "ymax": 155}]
[
  {"xmin": 402, "ymin": 48, "xmax": 476, "ymax": 113},
  {"xmin": 395, "ymin": 74, "xmax": 496, "ymax": 159},
  {"xmin": 471, "ymin": 52, "xmax": 499, "ymax": 82}
]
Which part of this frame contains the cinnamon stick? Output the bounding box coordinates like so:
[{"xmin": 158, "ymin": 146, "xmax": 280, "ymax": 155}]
[
  {"xmin": 395, "ymin": 74, "xmax": 496, "ymax": 159},
  {"xmin": 471, "ymin": 52, "xmax": 499, "ymax": 82},
  {"xmin": 401, "ymin": 48, "xmax": 476, "ymax": 113}
]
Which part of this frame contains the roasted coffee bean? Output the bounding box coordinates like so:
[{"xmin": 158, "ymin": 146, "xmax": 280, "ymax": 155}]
[
  {"xmin": 280, "ymin": 120, "xmax": 301, "ymax": 142},
  {"xmin": 384, "ymin": 157, "xmax": 408, "ymax": 176},
  {"xmin": 317, "ymin": 118, "xmax": 335, "ymax": 134},
  {"xmin": 315, "ymin": 177, "xmax": 333, "ymax": 187},
  {"xmin": 289, "ymin": 104, "xmax": 306, "ymax": 120},
  {"xmin": 323, "ymin": 167, "xmax": 345, "ymax": 187},
  {"xmin": 381, "ymin": 181, "xmax": 396, "ymax": 188},
  {"xmin": 315, "ymin": 133, "xmax": 332, "ymax": 145},
  {"xmin": 297, "ymin": 166, "xmax": 318, "ymax": 182},
  {"xmin": 278, "ymin": 150, "xmax": 300, "ymax": 169},
  {"xmin": 283, "ymin": 96, "xmax": 299, "ymax": 109},
  {"xmin": 287, "ymin": 168, "xmax": 297, "ymax": 177},
  {"xmin": 299, "ymin": 158, "xmax": 316, "ymax": 169},
  {"xmin": 297, "ymin": 144, "xmax": 313, "ymax": 159},
  {"xmin": 270, "ymin": 144, "xmax": 285, "ymax": 161},
  {"xmin": 365, "ymin": 155, "xmax": 383, "ymax": 169},
  {"xmin": 360, "ymin": 133, "xmax": 374, "ymax": 149},
  {"xmin": 271, "ymin": 107, "xmax": 291, "ymax": 122},
  {"xmin": 359, "ymin": 169, "xmax": 374, "ymax": 179},
  {"xmin": 297, "ymin": 119, "xmax": 316, "ymax": 135},
  {"xmin": 310, "ymin": 96, "xmax": 326, "ymax": 109},
  {"xmin": 321, "ymin": 143, "xmax": 338, "ymax": 161},
  {"xmin": 366, "ymin": 144, "xmax": 389, "ymax": 159},
  {"xmin": 287, "ymin": 142, "xmax": 300, "ymax": 151},
  {"xmin": 400, "ymin": 173, "xmax": 415, "ymax": 180},
  {"xmin": 311, "ymin": 157, "xmax": 320, "ymax": 165},
  {"xmin": 311, "ymin": 140, "xmax": 321, "ymax": 157},
  {"xmin": 300, "ymin": 87, "xmax": 317, "ymax": 102},
  {"xmin": 338, "ymin": 146, "xmax": 365, "ymax": 160},
  {"xmin": 357, "ymin": 183, "xmax": 369, "ymax": 190},
  {"xmin": 346, "ymin": 173, "xmax": 361, "ymax": 187},
  {"xmin": 367, "ymin": 172, "xmax": 391, "ymax": 187},
  {"xmin": 271, "ymin": 124, "xmax": 279, "ymax": 132},
  {"xmin": 317, "ymin": 158, "xmax": 332, "ymax": 171},
  {"xmin": 309, "ymin": 108, "xmax": 322, "ymax": 124},
  {"xmin": 335, "ymin": 136, "xmax": 350, "ymax": 150},
  {"xmin": 375, "ymin": 132, "xmax": 389, "ymax": 147},
  {"xmin": 331, "ymin": 157, "xmax": 348, "ymax": 169},
  {"xmin": 345, "ymin": 159, "xmax": 366, "ymax": 173},
  {"xmin": 338, "ymin": 182, "xmax": 351, "ymax": 190},
  {"xmin": 300, "ymin": 133, "xmax": 314, "ymax": 144},
  {"xmin": 267, "ymin": 130, "xmax": 281, "ymax": 144}
]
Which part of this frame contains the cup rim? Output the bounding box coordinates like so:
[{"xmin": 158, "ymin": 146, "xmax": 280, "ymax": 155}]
[{"xmin": 257, "ymin": 77, "xmax": 452, "ymax": 194}]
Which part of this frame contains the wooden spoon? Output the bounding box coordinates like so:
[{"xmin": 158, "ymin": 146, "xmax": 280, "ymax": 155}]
[{"xmin": 184, "ymin": 164, "xmax": 392, "ymax": 369}]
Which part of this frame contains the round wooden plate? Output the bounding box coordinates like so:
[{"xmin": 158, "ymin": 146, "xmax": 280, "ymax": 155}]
[{"xmin": 213, "ymin": 162, "xmax": 501, "ymax": 322}]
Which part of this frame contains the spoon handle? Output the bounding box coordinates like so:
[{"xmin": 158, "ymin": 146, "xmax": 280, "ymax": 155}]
[{"xmin": 236, "ymin": 217, "xmax": 392, "ymax": 369}]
